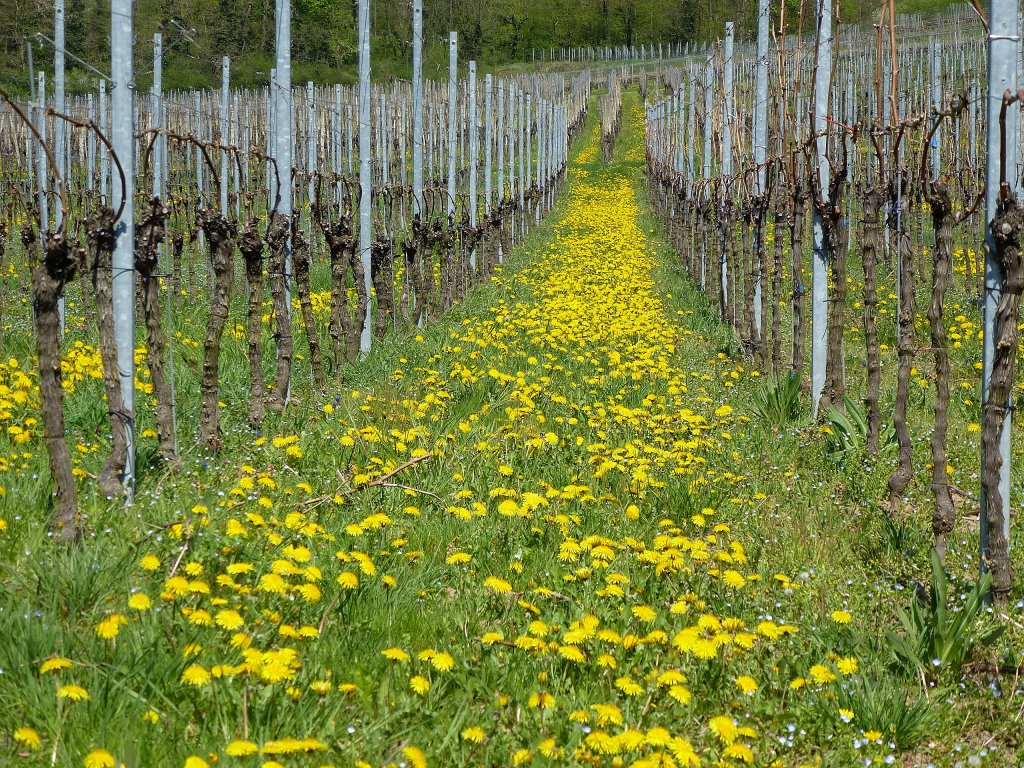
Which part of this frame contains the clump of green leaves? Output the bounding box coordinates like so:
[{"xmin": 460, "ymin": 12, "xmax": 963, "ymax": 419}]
[
  {"xmin": 824, "ymin": 396, "xmax": 894, "ymax": 455},
  {"xmin": 838, "ymin": 674, "xmax": 935, "ymax": 749},
  {"xmin": 750, "ymin": 374, "xmax": 801, "ymax": 428},
  {"xmin": 886, "ymin": 549, "xmax": 1004, "ymax": 682}
]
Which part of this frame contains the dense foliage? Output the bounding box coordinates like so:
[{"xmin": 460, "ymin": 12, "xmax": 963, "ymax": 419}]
[{"xmin": 1, "ymin": 0, "xmax": 951, "ymax": 93}]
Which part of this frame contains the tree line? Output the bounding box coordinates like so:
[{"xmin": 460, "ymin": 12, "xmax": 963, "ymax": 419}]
[{"xmin": 1, "ymin": 0, "xmax": 923, "ymax": 94}]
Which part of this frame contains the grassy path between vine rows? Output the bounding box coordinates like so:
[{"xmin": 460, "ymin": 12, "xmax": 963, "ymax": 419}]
[{"xmin": 0, "ymin": 91, "xmax": 1019, "ymax": 768}]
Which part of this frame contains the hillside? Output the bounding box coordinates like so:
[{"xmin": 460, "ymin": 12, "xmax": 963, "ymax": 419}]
[{"xmin": 0, "ymin": 0, "xmax": 969, "ymax": 94}]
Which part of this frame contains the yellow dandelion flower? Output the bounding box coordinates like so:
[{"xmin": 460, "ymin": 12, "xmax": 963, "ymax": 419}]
[
  {"xmin": 461, "ymin": 726, "xmax": 486, "ymax": 743},
  {"xmin": 215, "ymin": 609, "xmax": 244, "ymax": 631},
  {"xmin": 83, "ymin": 749, "xmax": 116, "ymax": 768},
  {"xmin": 837, "ymin": 657, "xmax": 859, "ymax": 675},
  {"xmin": 127, "ymin": 593, "xmax": 152, "ymax": 611},
  {"xmin": 13, "ymin": 727, "xmax": 41, "ymax": 750},
  {"xmin": 58, "ymin": 684, "xmax": 90, "ymax": 701},
  {"xmin": 180, "ymin": 664, "xmax": 211, "ymax": 687},
  {"xmin": 721, "ymin": 569, "xmax": 747, "ymax": 589},
  {"xmin": 224, "ymin": 740, "xmax": 259, "ymax": 757},
  {"xmin": 708, "ymin": 715, "xmax": 738, "ymax": 744},
  {"xmin": 39, "ymin": 656, "xmax": 73, "ymax": 674},
  {"xmin": 734, "ymin": 675, "xmax": 758, "ymax": 695},
  {"xmin": 402, "ymin": 746, "xmax": 427, "ymax": 768},
  {"xmin": 337, "ymin": 571, "xmax": 359, "ymax": 589},
  {"xmin": 410, "ymin": 675, "xmax": 431, "ymax": 695},
  {"xmin": 723, "ymin": 743, "xmax": 754, "ymax": 764},
  {"xmin": 809, "ymin": 664, "xmax": 837, "ymax": 684},
  {"xmin": 381, "ymin": 647, "xmax": 411, "ymax": 662},
  {"xmin": 483, "ymin": 576, "xmax": 512, "ymax": 594}
]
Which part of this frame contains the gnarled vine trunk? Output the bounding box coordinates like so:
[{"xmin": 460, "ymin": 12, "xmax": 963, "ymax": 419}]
[
  {"xmin": 981, "ymin": 187, "xmax": 1024, "ymax": 604},
  {"xmin": 267, "ymin": 213, "xmax": 293, "ymax": 410},
  {"xmin": 30, "ymin": 226, "xmax": 85, "ymax": 541},
  {"xmin": 198, "ymin": 209, "xmax": 236, "ymax": 447},
  {"xmin": 292, "ymin": 221, "xmax": 326, "ymax": 391},
  {"xmin": 238, "ymin": 222, "xmax": 266, "ymax": 427},
  {"xmin": 926, "ymin": 181, "xmax": 957, "ymax": 557},
  {"xmin": 861, "ymin": 187, "xmax": 884, "ymax": 456},
  {"xmin": 90, "ymin": 207, "xmax": 130, "ymax": 498},
  {"xmin": 887, "ymin": 196, "xmax": 915, "ymax": 506},
  {"xmin": 136, "ymin": 197, "xmax": 177, "ymax": 462}
]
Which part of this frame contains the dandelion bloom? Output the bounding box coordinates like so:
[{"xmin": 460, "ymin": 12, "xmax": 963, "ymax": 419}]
[
  {"xmin": 39, "ymin": 656, "xmax": 73, "ymax": 674},
  {"xmin": 58, "ymin": 684, "xmax": 90, "ymax": 701},
  {"xmin": 127, "ymin": 593, "xmax": 152, "ymax": 611},
  {"xmin": 83, "ymin": 749, "xmax": 116, "ymax": 768},
  {"xmin": 734, "ymin": 675, "xmax": 758, "ymax": 695},
  {"xmin": 224, "ymin": 740, "xmax": 259, "ymax": 757},
  {"xmin": 180, "ymin": 665, "xmax": 211, "ymax": 687},
  {"xmin": 13, "ymin": 727, "xmax": 41, "ymax": 749},
  {"xmin": 410, "ymin": 675, "xmax": 431, "ymax": 695}
]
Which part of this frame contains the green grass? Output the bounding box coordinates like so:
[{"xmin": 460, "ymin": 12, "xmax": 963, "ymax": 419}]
[{"xmin": 0, "ymin": 89, "xmax": 1020, "ymax": 768}]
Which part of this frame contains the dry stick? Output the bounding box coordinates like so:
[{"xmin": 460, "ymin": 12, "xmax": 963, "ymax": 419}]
[{"xmin": 301, "ymin": 452, "xmax": 435, "ymax": 510}]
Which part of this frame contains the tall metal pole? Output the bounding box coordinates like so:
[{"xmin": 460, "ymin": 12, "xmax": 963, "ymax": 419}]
[
  {"xmin": 447, "ymin": 33, "xmax": 458, "ymax": 221},
  {"xmin": 86, "ymin": 93, "xmax": 95, "ymax": 200},
  {"xmin": 35, "ymin": 72, "xmax": 49, "ymax": 244},
  {"xmin": 930, "ymin": 38, "xmax": 942, "ymax": 181},
  {"xmin": 55, "ymin": 0, "xmax": 66, "ymax": 332},
  {"xmin": 26, "ymin": 42, "xmax": 35, "ymax": 195},
  {"xmin": 357, "ymin": 0, "xmax": 372, "ymax": 354},
  {"xmin": 412, "ymin": 0, "xmax": 424, "ymax": 218},
  {"xmin": 702, "ymin": 58, "xmax": 713, "ymax": 293},
  {"xmin": 687, "ymin": 68, "xmax": 695, "ymax": 189},
  {"xmin": 111, "ymin": 0, "xmax": 135, "ymax": 495},
  {"xmin": 221, "ymin": 57, "xmax": 230, "ymax": 213},
  {"xmin": 753, "ymin": 0, "xmax": 770, "ymax": 336},
  {"xmin": 152, "ymin": 32, "xmax": 176, "ymax": 444},
  {"xmin": 307, "ymin": 80, "xmax": 316, "ymax": 248},
  {"xmin": 152, "ymin": 35, "xmax": 163, "ymax": 202},
  {"xmin": 498, "ymin": 80, "xmax": 505, "ymax": 208},
  {"xmin": 334, "ymin": 83, "xmax": 343, "ymax": 204},
  {"xmin": 981, "ymin": 0, "xmax": 1018, "ymax": 589},
  {"xmin": 485, "ymin": 74, "xmax": 493, "ymax": 216},
  {"xmin": 810, "ymin": 0, "xmax": 832, "ymax": 417},
  {"xmin": 274, "ymin": 0, "xmax": 292, "ymax": 318},
  {"xmin": 721, "ymin": 23, "xmax": 734, "ymax": 316},
  {"xmin": 469, "ymin": 61, "xmax": 478, "ymax": 272},
  {"xmin": 99, "ymin": 79, "xmax": 108, "ymax": 204}
]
